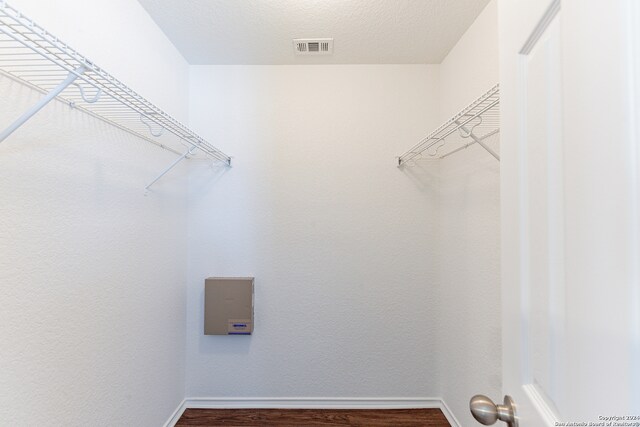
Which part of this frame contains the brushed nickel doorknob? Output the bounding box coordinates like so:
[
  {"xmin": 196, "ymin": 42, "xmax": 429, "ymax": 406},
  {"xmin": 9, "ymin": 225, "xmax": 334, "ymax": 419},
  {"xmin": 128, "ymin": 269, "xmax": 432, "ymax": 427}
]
[{"xmin": 470, "ymin": 394, "xmax": 518, "ymax": 427}]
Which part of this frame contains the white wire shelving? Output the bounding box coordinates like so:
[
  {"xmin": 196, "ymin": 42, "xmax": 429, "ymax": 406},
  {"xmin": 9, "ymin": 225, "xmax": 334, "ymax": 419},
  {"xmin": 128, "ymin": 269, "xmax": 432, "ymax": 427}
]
[
  {"xmin": 0, "ymin": 1, "xmax": 231, "ymax": 190},
  {"xmin": 397, "ymin": 84, "xmax": 500, "ymax": 166}
]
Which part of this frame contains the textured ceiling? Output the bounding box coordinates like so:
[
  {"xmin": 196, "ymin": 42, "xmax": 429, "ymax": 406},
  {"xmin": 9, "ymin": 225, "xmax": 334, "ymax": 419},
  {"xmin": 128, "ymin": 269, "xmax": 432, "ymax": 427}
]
[{"xmin": 137, "ymin": 0, "xmax": 491, "ymax": 65}]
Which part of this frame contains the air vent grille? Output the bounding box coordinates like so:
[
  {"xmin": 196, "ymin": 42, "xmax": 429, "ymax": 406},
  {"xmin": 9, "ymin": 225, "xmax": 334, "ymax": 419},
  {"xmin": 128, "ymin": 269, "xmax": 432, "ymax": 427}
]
[{"xmin": 294, "ymin": 38, "xmax": 333, "ymax": 55}]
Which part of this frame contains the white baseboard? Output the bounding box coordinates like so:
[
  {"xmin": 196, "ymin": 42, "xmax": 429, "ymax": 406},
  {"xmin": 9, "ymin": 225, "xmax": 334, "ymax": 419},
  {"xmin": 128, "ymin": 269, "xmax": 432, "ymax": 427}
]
[
  {"xmin": 184, "ymin": 397, "xmax": 444, "ymax": 409},
  {"xmin": 164, "ymin": 397, "xmax": 460, "ymax": 427},
  {"xmin": 439, "ymin": 398, "xmax": 462, "ymax": 427},
  {"xmin": 163, "ymin": 399, "xmax": 187, "ymax": 427}
]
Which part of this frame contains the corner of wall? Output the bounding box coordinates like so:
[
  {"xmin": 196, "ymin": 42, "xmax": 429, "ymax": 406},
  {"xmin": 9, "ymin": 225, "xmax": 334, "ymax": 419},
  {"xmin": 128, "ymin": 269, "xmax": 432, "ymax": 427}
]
[{"xmin": 431, "ymin": 0, "xmax": 502, "ymax": 424}]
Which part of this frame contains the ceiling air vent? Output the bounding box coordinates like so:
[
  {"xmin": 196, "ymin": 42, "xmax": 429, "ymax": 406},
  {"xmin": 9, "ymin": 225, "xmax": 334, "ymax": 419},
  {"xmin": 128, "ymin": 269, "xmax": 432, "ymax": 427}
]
[{"xmin": 294, "ymin": 38, "xmax": 333, "ymax": 55}]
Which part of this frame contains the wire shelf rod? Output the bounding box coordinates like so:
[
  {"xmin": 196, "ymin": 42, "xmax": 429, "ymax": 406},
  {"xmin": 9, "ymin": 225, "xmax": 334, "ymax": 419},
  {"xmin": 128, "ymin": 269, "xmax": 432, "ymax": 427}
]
[
  {"xmin": 457, "ymin": 121, "xmax": 500, "ymax": 161},
  {"xmin": 397, "ymin": 84, "xmax": 500, "ymax": 166},
  {"xmin": 400, "ymin": 98, "xmax": 498, "ymax": 163},
  {"xmin": 0, "ymin": 1, "xmax": 232, "ymax": 173},
  {"xmin": 0, "ymin": 69, "xmax": 182, "ymax": 155},
  {"xmin": 439, "ymin": 128, "xmax": 500, "ymax": 159},
  {"xmin": 0, "ymin": 65, "xmax": 84, "ymax": 142},
  {"xmin": 402, "ymin": 96, "xmax": 498, "ymax": 160}
]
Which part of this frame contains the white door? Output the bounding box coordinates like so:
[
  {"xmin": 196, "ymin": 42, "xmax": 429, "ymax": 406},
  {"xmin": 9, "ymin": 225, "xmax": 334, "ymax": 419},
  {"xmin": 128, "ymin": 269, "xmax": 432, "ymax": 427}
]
[{"xmin": 496, "ymin": 0, "xmax": 640, "ymax": 425}]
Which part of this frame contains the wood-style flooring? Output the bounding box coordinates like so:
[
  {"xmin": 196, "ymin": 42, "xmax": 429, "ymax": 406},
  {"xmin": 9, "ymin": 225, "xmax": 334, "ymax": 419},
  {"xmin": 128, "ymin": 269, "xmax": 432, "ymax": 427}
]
[{"xmin": 175, "ymin": 408, "xmax": 451, "ymax": 426}]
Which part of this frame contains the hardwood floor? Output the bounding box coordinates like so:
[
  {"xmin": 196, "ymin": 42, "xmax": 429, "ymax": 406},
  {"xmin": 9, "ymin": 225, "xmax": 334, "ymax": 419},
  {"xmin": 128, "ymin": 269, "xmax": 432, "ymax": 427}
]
[{"xmin": 175, "ymin": 408, "xmax": 451, "ymax": 426}]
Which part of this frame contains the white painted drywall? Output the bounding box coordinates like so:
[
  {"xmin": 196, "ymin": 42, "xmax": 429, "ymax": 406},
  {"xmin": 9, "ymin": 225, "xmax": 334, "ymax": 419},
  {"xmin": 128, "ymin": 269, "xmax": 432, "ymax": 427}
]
[
  {"xmin": 186, "ymin": 65, "xmax": 442, "ymax": 398},
  {"xmin": 438, "ymin": 0, "xmax": 500, "ymax": 120},
  {"xmin": 0, "ymin": 1, "xmax": 190, "ymax": 425},
  {"xmin": 434, "ymin": 1, "xmax": 501, "ymax": 425},
  {"xmin": 185, "ymin": 6, "xmax": 501, "ymax": 414}
]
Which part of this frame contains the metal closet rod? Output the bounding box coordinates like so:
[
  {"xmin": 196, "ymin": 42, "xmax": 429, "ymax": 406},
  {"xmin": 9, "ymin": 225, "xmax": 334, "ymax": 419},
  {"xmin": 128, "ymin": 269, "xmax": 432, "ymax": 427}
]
[
  {"xmin": 397, "ymin": 84, "xmax": 500, "ymax": 166},
  {"xmin": 0, "ymin": 1, "xmax": 232, "ymax": 191}
]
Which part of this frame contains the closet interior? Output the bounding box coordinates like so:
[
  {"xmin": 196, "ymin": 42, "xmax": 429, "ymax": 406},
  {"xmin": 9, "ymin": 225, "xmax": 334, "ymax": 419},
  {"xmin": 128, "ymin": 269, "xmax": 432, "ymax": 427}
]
[{"xmin": 0, "ymin": 1, "xmax": 502, "ymax": 426}]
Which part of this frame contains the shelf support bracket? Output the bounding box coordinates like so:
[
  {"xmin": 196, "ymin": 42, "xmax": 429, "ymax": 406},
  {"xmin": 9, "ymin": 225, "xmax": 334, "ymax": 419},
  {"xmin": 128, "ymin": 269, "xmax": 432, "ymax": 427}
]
[
  {"xmin": 468, "ymin": 130, "xmax": 500, "ymax": 161},
  {"xmin": 145, "ymin": 145, "xmax": 197, "ymax": 192},
  {"xmin": 140, "ymin": 114, "xmax": 164, "ymax": 137},
  {"xmin": 455, "ymin": 120, "xmax": 500, "ymax": 161},
  {"xmin": 0, "ymin": 65, "xmax": 86, "ymax": 143},
  {"xmin": 73, "ymin": 82, "xmax": 102, "ymax": 104}
]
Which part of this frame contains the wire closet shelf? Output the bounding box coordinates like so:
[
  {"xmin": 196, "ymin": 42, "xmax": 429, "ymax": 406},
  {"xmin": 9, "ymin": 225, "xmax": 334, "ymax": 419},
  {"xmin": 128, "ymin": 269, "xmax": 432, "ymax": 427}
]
[
  {"xmin": 0, "ymin": 2, "xmax": 231, "ymax": 189},
  {"xmin": 397, "ymin": 84, "xmax": 500, "ymax": 166}
]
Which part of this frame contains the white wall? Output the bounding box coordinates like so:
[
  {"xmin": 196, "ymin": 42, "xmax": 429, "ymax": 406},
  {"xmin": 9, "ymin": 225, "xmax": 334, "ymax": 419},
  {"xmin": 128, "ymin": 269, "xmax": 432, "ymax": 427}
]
[
  {"xmin": 185, "ymin": 6, "xmax": 500, "ymax": 416},
  {"xmin": 0, "ymin": 1, "xmax": 190, "ymax": 425},
  {"xmin": 434, "ymin": 1, "xmax": 501, "ymax": 425},
  {"xmin": 438, "ymin": 0, "xmax": 500, "ymax": 120},
  {"xmin": 186, "ymin": 65, "xmax": 443, "ymax": 398}
]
